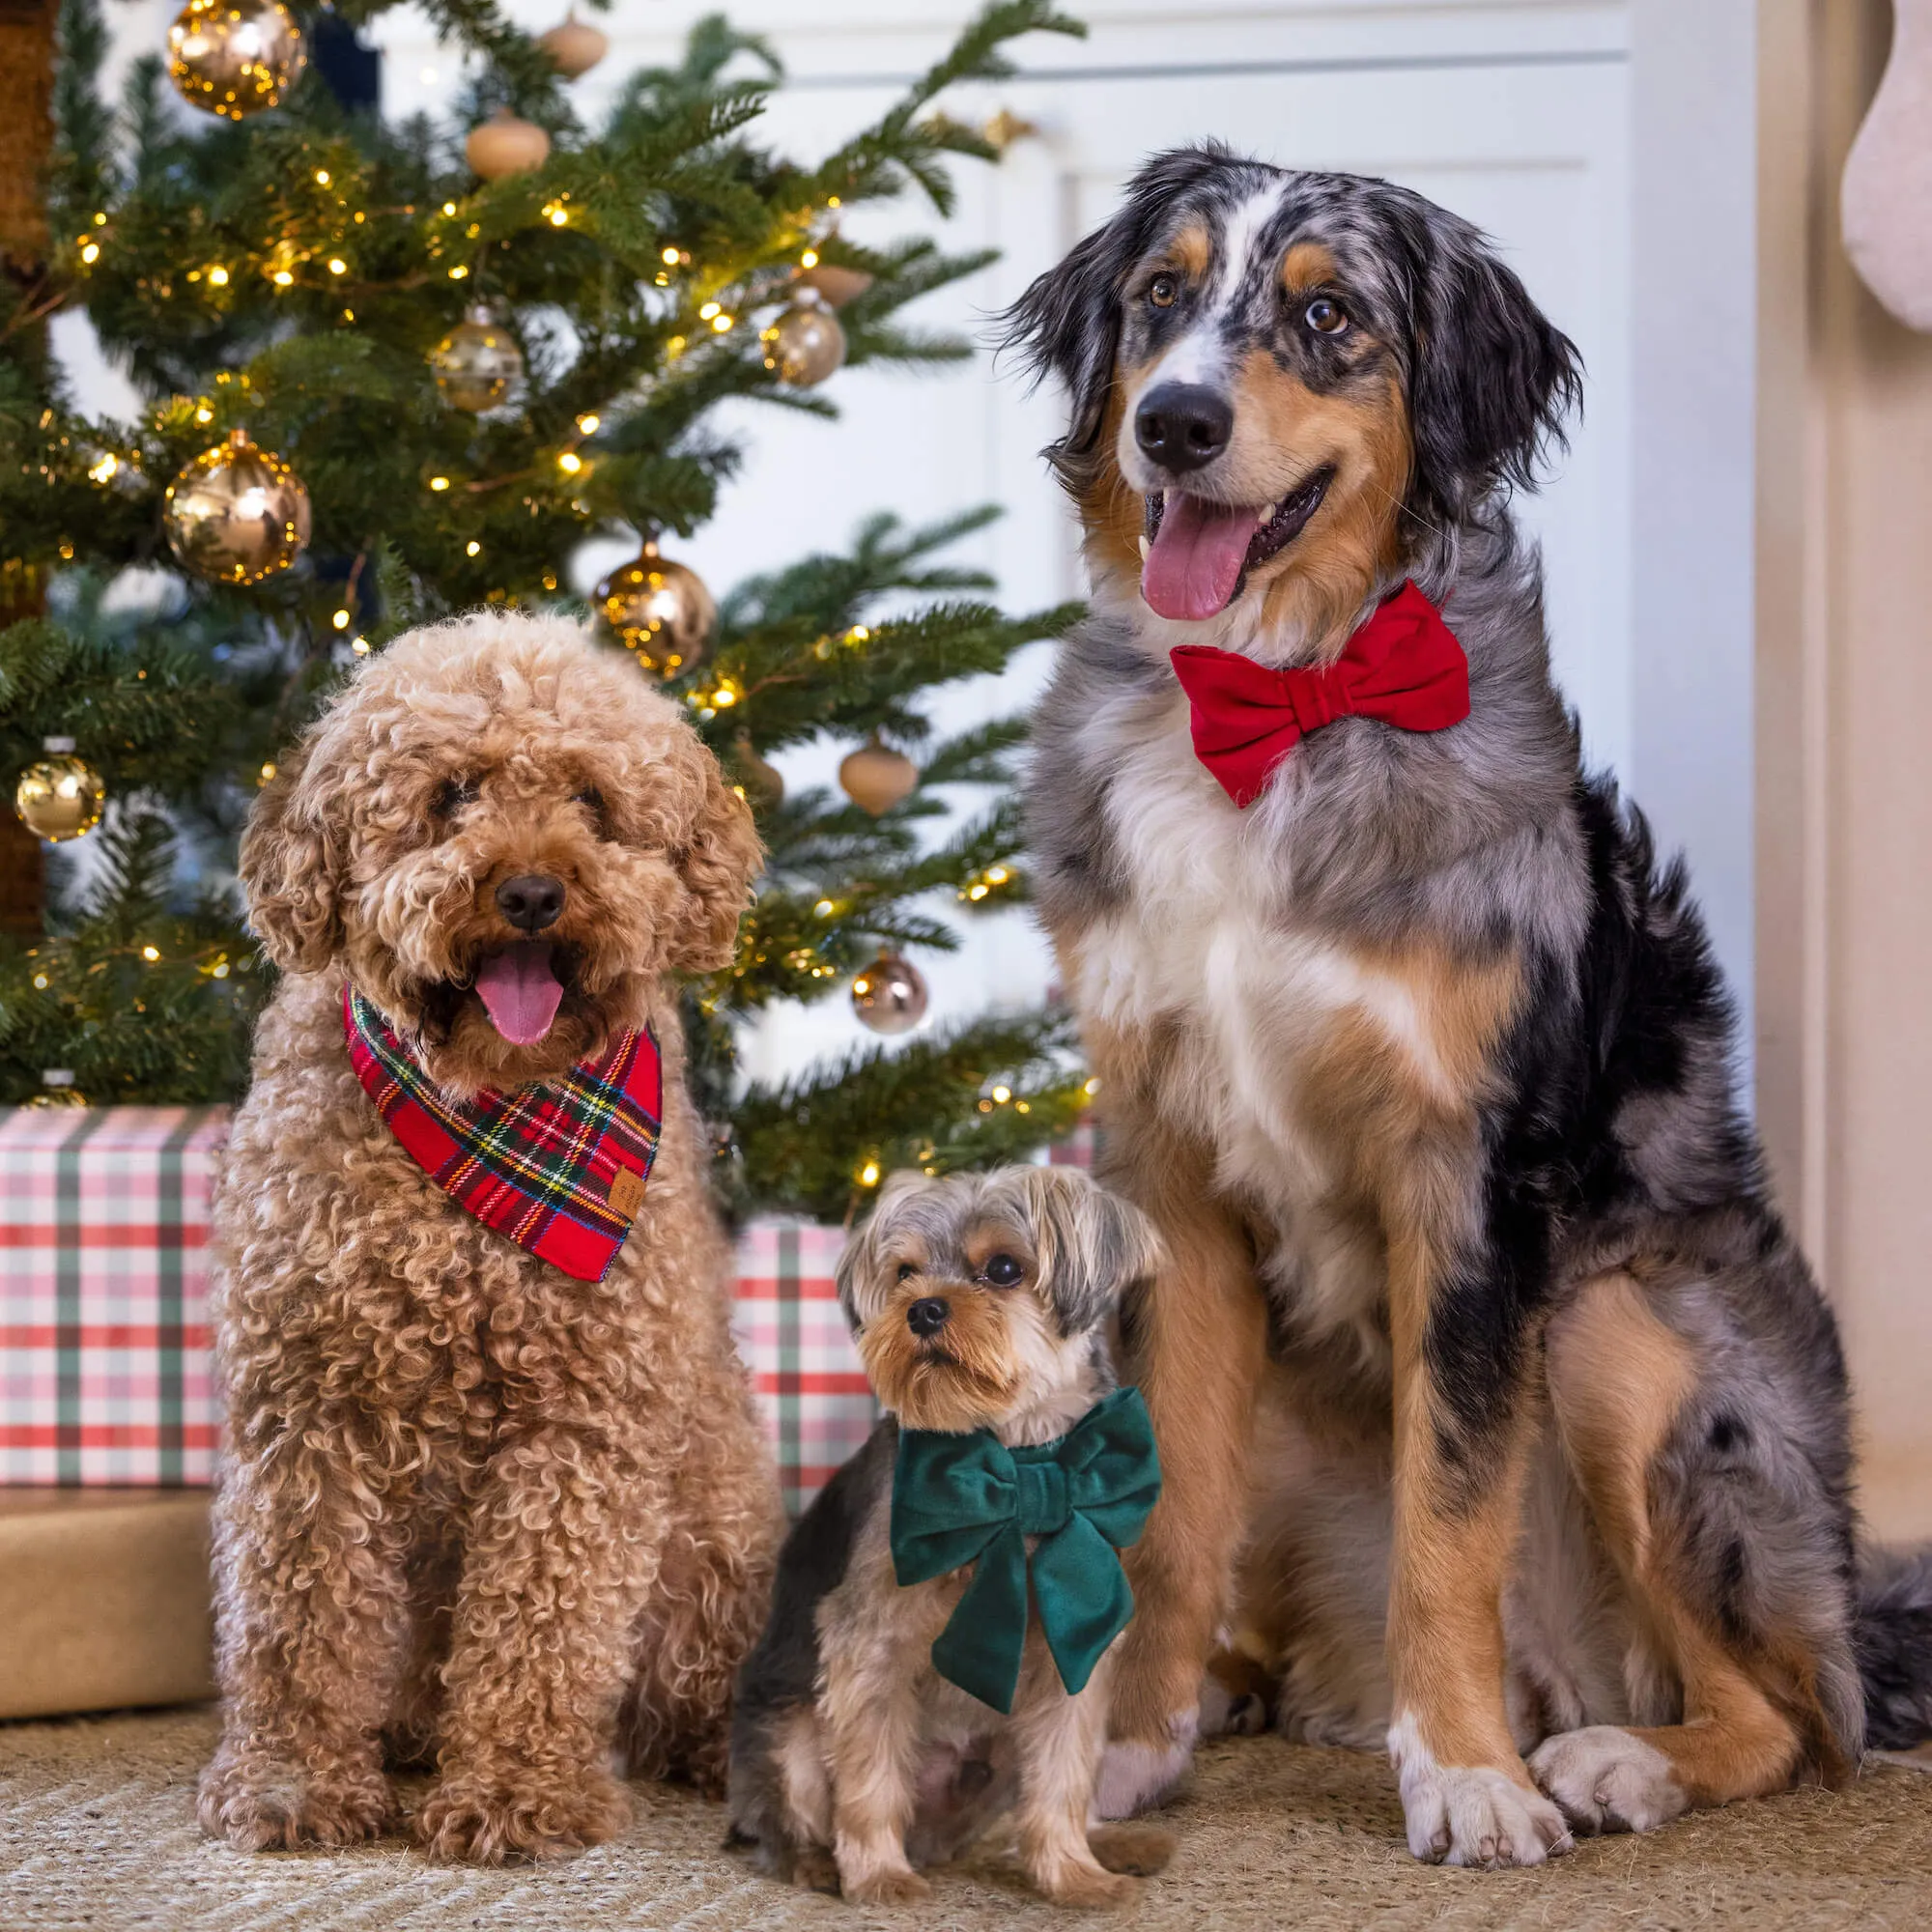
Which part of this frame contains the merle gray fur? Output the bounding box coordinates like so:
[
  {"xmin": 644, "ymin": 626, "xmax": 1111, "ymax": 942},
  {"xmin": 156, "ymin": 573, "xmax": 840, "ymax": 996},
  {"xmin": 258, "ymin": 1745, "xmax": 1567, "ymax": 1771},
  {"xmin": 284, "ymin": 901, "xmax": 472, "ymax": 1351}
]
[{"xmin": 999, "ymin": 146, "xmax": 1932, "ymax": 1817}]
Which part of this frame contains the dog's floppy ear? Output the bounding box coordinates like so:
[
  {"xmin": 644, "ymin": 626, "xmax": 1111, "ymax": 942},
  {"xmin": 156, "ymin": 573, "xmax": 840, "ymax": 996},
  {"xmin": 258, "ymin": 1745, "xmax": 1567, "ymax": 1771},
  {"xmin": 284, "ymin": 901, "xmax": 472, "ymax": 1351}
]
[
  {"xmin": 1399, "ymin": 199, "xmax": 1583, "ymax": 519},
  {"xmin": 239, "ymin": 738, "xmax": 346, "ymax": 973},
  {"xmin": 1019, "ymin": 1166, "xmax": 1166, "ymax": 1336},
  {"xmin": 668, "ymin": 745, "xmax": 763, "ymax": 974},
  {"xmin": 1000, "ymin": 145, "xmax": 1231, "ymax": 494}
]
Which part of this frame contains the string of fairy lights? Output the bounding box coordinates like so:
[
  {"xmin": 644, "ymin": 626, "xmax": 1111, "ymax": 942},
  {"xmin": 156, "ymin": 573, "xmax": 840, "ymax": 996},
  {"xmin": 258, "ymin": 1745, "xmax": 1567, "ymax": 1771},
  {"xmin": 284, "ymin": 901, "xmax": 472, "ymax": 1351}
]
[{"xmin": 13, "ymin": 0, "xmax": 1037, "ymax": 1130}]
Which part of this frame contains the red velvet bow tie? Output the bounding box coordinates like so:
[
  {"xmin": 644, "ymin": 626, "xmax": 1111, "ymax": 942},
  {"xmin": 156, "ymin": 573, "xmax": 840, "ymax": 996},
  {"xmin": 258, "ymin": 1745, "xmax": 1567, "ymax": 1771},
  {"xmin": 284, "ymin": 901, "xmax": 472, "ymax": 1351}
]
[{"xmin": 1167, "ymin": 581, "xmax": 1470, "ymax": 809}]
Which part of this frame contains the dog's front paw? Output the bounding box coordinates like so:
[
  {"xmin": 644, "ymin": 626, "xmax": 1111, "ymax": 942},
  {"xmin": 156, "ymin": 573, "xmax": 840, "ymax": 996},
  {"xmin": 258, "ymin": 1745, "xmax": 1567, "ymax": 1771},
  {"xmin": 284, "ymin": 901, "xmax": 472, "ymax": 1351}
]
[
  {"xmin": 1037, "ymin": 1861, "xmax": 1142, "ymax": 1909},
  {"xmin": 1093, "ymin": 1708, "xmax": 1197, "ymax": 1819},
  {"xmin": 839, "ymin": 1863, "xmax": 930, "ymax": 1906},
  {"xmin": 1528, "ymin": 1726, "xmax": 1689, "ymax": 1835},
  {"xmin": 414, "ymin": 1767, "xmax": 631, "ymax": 1864},
  {"xmin": 197, "ymin": 1749, "xmax": 396, "ymax": 1851},
  {"xmin": 1390, "ymin": 1716, "xmax": 1571, "ymax": 1868}
]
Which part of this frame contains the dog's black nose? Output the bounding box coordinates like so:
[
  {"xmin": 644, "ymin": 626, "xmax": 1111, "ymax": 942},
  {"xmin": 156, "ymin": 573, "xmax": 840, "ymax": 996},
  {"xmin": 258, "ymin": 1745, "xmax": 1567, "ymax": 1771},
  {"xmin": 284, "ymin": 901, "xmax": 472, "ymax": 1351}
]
[
  {"xmin": 496, "ymin": 873, "xmax": 565, "ymax": 932},
  {"xmin": 906, "ymin": 1297, "xmax": 951, "ymax": 1338},
  {"xmin": 1135, "ymin": 383, "xmax": 1233, "ymax": 473}
]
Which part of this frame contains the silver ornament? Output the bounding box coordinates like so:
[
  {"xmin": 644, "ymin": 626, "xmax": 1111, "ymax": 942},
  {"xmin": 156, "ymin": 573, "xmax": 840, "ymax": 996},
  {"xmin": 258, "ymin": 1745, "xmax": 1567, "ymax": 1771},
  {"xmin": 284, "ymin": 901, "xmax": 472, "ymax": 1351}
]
[
  {"xmin": 851, "ymin": 952, "xmax": 928, "ymax": 1036},
  {"xmin": 431, "ymin": 310, "xmax": 525, "ymax": 412},
  {"xmin": 761, "ymin": 288, "xmax": 846, "ymax": 387}
]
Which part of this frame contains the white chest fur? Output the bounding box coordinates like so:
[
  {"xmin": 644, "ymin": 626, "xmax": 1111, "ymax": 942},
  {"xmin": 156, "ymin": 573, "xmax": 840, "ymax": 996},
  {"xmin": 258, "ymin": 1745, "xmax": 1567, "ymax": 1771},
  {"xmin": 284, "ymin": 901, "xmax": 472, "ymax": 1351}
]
[{"xmin": 1074, "ymin": 692, "xmax": 1437, "ymax": 1354}]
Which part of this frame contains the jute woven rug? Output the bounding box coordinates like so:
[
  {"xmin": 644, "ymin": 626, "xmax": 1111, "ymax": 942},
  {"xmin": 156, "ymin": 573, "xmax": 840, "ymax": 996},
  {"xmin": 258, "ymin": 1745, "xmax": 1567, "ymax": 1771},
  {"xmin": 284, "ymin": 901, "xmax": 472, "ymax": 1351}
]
[{"xmin": 1, "ymin": 1705, "xmax": 1927, "ymax": 1931}]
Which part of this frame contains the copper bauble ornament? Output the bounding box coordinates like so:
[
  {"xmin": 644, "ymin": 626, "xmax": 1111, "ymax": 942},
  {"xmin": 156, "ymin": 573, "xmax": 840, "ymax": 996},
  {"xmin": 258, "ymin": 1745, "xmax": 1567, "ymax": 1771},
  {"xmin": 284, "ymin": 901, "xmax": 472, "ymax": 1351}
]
[
  {"xmin": 761, "ymin": 288, "xmax": 846, "ymax": 386},
  {"xmin": 838, "ymin": 735, "xmax": 918, "ymax": 816},
  {"xmin": 25, "ymin": 1070, "xmax": 87, "ymax": 1109},
  {"xmin": 594, "ymin": 542, "xmax": 716, "ymax": 677},
  {"xmin": 15, "ymin": 740, "xmax": 104, "ymax": 843},
  {"xmin": 466, "ymin": 108, "xmax": 552, "ymax": 181},
  {"xmin": 168, "ymin": 0, "xmax": 305, "ymax": 121},
  {"xmin": 851, "ymin": 952, "xmax": 928, "ymax": 1036},
  {"xmin": 731, "ymin": 729, "xmax": 784, "ymax": 811},
  {"xmin": 795, "ymin": 263, "xmax": 874, "ymax": 308},
  {"xmin": 539, "ymin": 11, "xmax": 608, "ymax": 77},
  {"xmin": 163, "ymin": 429, "xmax": 311, "ymax": 585},
  {"xmin": 430, "ymin": 309, "xmax": 525, "ymax": 412}
]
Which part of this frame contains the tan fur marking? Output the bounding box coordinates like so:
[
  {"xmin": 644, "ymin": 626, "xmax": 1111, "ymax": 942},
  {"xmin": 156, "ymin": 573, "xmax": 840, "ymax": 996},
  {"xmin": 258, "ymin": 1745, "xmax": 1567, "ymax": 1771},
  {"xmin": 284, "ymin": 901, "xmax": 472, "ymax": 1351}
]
[
  {"xmin": 1279, "ymin": 241, "xmax": 1338, "ymax": 294},
  {"xmin": 1079, "ymin": 1015, "xmax": 1269, "ymax": 1748},
  {"xmin": 1236, "ymin": 355, "xmax": 1412, "ymax": 657},
  {"xmin": 1547, "ymin": 1273, "xmax": 1818, "ymax": 1804},
  {"xmin": 1167, "ymin": 222, "xmax": 1211, "ymax": 282},
  {"xmin": 859, "ymin": 1280, "xmax": 1021, "ymax": 1433},
  {"xmin": 1386, "ymin": 1222, "xmax": 1540, "ymax": 1783},
  {"xmin": 1078, "ymin": 387, "xmax": 1145, "ymax": 582}
]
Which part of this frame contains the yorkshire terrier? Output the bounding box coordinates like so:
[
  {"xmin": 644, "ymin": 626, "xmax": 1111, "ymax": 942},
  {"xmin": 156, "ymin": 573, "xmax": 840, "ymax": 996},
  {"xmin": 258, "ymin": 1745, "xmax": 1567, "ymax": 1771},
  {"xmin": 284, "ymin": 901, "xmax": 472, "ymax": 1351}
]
[{"xmin": 727, "ymin": 1165, "xmax": 1179, "ymax": 1907}]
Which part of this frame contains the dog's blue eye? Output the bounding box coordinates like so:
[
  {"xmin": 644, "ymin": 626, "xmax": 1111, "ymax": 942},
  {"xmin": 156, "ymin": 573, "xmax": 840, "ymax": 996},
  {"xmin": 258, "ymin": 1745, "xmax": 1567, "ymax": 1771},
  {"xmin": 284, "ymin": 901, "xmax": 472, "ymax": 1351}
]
[{"xmin": 981, "ymin": 1254, "xmax": 1024, "ymax": 1288}]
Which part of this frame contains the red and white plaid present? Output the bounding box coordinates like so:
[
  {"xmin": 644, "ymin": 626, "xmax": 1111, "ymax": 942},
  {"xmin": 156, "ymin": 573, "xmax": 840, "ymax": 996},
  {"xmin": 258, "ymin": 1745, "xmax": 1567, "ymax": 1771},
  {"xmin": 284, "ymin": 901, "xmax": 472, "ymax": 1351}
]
[
  {"xmin": 729, "ymin": 1220, "xmax": 876, "ymax": 1517},
  {"xmin": 0, "ymin": 1108, "xmax": 224, "ymax": 1485},
  {"xmin": 0, "ymin": 1107, "xmax": 880, "ymax": 1510}
]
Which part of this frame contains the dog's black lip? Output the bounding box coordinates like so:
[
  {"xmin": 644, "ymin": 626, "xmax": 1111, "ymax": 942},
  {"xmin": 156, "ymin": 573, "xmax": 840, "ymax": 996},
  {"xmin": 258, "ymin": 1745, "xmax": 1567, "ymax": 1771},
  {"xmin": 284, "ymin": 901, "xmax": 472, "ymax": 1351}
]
[{"xmin": 1143, "ymin": 465, "xmax": 1336, "ymax": 604}]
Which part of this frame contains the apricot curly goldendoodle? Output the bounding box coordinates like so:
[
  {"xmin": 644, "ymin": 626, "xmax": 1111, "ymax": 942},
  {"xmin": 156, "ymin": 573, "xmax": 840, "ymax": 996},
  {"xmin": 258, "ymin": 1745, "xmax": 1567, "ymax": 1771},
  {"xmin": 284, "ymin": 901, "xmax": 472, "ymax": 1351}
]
[{"xmin": 197, "ymin": 612, "xmax": 781, "ymax": 1865}]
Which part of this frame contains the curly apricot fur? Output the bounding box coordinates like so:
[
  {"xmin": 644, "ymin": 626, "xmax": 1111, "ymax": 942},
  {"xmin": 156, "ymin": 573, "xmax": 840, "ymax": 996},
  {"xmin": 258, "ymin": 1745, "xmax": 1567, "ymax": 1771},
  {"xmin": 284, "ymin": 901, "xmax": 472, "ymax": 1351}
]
[{"xmin": 200, "ymin": 612, "xmax": 781, "ymax": 1864}]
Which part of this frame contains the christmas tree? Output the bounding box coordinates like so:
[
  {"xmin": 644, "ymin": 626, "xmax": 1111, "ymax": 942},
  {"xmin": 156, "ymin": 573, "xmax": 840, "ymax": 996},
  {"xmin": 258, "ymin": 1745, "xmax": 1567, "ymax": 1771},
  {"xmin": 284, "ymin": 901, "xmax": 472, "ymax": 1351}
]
[{"xmin": 0, "ymin": 0, "xmax": 1093, "ymax": 1220}]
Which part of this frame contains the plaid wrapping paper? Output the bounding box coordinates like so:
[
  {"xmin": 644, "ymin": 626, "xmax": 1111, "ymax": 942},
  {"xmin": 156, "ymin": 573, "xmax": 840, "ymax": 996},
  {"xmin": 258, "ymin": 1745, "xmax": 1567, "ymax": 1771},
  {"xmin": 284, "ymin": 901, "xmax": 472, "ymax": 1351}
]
[
  {"xmin": 1, "ymin": 1111, "xmax": 1094, "ymax": 1510},
  {"xmin": 729, "ymin": 1220, "xmax": 875, "ymax": 1516},
  {"xmin": 0, "ymin": 1107, "xmax": 223, "ymax": 1485}
]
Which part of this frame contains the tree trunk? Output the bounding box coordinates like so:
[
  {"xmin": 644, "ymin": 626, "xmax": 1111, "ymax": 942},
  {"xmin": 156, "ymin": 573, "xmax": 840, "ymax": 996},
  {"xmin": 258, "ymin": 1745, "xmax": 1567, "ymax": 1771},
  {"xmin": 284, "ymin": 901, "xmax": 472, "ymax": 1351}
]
[{"xmin": 0, "ymin": 0, "xmax": 60, "ymax": 941}]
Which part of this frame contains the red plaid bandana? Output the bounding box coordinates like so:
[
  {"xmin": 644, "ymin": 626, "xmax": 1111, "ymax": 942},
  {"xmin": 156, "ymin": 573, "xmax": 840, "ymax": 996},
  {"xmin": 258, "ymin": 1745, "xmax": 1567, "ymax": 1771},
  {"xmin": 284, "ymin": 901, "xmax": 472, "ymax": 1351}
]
[{"xmin": 343, "ymin": 986, "xmax": 662, "ymax": 1283}]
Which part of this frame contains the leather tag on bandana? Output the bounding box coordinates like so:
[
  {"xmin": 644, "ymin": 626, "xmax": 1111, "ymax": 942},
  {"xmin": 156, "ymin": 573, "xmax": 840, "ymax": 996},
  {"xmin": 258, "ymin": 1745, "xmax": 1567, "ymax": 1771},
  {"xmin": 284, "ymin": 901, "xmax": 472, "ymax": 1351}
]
[{"xmin": 607, "ymin": 1166, "xmax": 647, "ymax": 1218}]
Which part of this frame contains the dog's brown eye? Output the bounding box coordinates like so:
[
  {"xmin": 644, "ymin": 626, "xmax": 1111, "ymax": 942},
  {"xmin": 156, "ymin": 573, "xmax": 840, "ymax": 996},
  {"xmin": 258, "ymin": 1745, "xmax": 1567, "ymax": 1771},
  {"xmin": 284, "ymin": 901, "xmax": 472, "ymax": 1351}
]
[
  {"xmin": 574, "ymin": 786, "xmax": 608, "ymax": 833},
  {"xmin": 981, "ymin": 1254, "xmax": 1023, "ymax": 1288},
  {"xmin": 1149, "ymin": 273, "xmax": 1178, "ymax": 309},
  {"xmin": 1305, "ymin": 298, "xmax": 1349, "ymax": 335},
  {"xmin": 432, "ymin": 777, "xmax": 478, "ymax": 816},
  {"xmin": 896, "ymin": 1262, "xmax": 918, "ymax": 1283}
]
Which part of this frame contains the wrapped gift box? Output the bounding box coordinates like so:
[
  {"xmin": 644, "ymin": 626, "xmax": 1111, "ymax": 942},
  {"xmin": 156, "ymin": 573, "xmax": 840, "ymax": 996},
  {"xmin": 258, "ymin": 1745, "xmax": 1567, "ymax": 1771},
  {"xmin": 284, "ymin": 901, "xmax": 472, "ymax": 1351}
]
[
  {"xmin": 0, "ymin": 1106, "xmax": 224, "ymax": 1485},
  {"xmin": 1, "ymin": 1106, "xmax": 875, "ymax": 1511}
]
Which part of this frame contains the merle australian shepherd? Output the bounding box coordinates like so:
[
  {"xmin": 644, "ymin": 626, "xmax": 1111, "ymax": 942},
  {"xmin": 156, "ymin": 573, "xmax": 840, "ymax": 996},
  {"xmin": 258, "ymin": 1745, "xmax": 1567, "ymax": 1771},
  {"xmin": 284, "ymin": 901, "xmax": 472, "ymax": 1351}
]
[{"xmin": 1001, "ymin": 146, "xmax": 1932, "ymax": 1867}]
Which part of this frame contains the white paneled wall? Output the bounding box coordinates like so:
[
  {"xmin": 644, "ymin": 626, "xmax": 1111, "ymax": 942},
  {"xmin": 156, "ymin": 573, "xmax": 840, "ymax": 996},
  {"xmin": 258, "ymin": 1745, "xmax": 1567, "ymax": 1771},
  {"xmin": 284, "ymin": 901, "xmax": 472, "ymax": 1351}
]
[{"xmin": 71, "ymin": 4, "xmax": 1763, "ymax": 1091}]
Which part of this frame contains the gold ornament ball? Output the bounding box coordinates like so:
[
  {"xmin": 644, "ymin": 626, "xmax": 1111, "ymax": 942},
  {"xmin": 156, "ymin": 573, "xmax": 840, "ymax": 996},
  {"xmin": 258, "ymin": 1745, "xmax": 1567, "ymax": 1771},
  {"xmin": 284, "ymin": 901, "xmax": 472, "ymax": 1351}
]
[
  {"xmin": 431, "ymin": 310, "xmax": 525, "ymax": 412},
  {"xmin": 761, "ymin": 290, "xmax": 846, "ymax": 386},
  {"xmin": 466, "ymin": 108, "xmax": 552, "ymax": 182},
  {"xmin": 539, "ymin": 11, "xmax": 609, "ymax": 77},
  {"xmin": 15, "ymin": 752, "xmax": 104, "ymax": 843},
  {"xmin": 594, "ymin": 543, "xmax": 716, "ymax": 678},
  {"xmin": 851, "ymin": 952, "xmax": 929, "ymax": 1036},
  {"xmin": 163, "ymin": 429, "xmax": 312, "ymax": 585},
  {"xmin": 168, "ymin": 0, "xmax": 305, "ymax": 121},
  {"xmin": 838, "ymin": 736, "xmax": 918, "ymax": 816}
]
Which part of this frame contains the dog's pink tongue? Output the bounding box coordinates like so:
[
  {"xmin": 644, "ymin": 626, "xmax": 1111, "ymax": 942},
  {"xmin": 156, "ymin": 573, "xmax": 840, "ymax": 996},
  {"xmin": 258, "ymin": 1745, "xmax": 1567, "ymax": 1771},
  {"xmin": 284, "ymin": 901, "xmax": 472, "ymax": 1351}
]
[
  {"xmin": 1142, "ymin": 493, "xmax": 1259, "ymax": 622},
  {"xmin": 473, "ymin": 942, "xmax": 564, "ymax": 1045}
]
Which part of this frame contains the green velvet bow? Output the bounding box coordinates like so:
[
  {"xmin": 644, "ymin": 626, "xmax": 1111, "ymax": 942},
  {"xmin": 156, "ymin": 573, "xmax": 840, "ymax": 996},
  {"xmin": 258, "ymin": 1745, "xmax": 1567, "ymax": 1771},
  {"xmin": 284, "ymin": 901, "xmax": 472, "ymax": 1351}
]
[{"xmin": 889, "ymin": 1385, "xmax": 1162, "ymax": 1716}]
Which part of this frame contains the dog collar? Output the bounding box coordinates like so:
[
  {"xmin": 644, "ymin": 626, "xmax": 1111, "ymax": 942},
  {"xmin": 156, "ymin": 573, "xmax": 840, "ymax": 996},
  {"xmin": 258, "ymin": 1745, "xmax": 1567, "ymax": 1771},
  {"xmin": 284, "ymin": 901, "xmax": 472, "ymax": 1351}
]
[
  {"xmin": 343, "ymin": 986, "xmax": 663, "ymax": 1283},
  {"xmin": 1168, "ymin": 580, "xmax": 1469, "ymax": 808},
  {"xmin": 889, "ymin": 1385, "xmax": 1161, "ymax": 1716}
]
